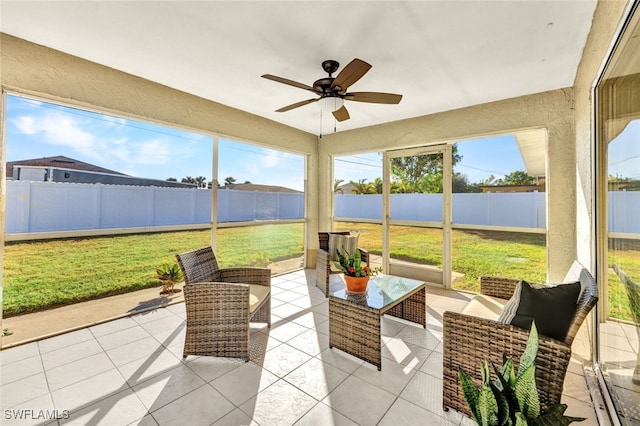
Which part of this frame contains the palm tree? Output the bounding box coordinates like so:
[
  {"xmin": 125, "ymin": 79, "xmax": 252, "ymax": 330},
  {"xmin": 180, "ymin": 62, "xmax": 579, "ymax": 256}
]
[{"xmin": 194, "ymin": 176, "xmax": 207, "ymax": 188}]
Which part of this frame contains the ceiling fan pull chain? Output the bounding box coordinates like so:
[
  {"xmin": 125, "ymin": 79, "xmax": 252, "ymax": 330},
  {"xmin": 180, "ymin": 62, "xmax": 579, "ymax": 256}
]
[{"xmin": 319, "ymin": 109, "xmax": 323, "ymax": 139}]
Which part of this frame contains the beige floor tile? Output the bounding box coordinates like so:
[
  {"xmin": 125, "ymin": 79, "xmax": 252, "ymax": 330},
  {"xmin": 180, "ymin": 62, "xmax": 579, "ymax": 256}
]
[
  {"xmin": 286, "ymin": 328, "xmax": 330, "ymax": 356},
  {"xmin": 46, "ymin": 352, "xmax": 115, "ymax": 391},
  {"xmin": 262, "ymin": 343, "xmax": 312, "ymax": 377},
  {"xmin": 151, "ymin": 384, "xmax": 234, "ymax": 425},
  {"xmin": 37, "ymin": 328, "xmax": 94, "ymax": 354},
  {"xmin": 284, "ymin": 357, "xmax": 349, "ymax": 401},
  {"xmin": 240, "ymin": 379, "xmax": 317, "ymax": 426},
  {"xmin": 132, "ymin": 364, "xmax": 205, "ymax": 412},
  {"xmin": 106, "ymin": 336, "xmax": 164, "ymax": 367},
  {"xmin": 316, "ymin": 347, "xmax": 364, "ymax": 374},
  {"xmin": 400, "ymin": 370, "xmax": 447, "ymax": 415},
  {"xmin": 1, "ymin": 353, "xmax": 43, "ymax": 384},
  {"xmin": 211, "ymin": 408, "xmax": 259, "ymax": 426},
  {"xmin": 379, "ymin": 398, "xmax": 456, "ymax": 426},
  {"xmin": 353, "ymin": 358, "xmax": 418, "ymax": 396},
  {"xmin": 294, "ymin": 402, "xmax": 358, "ymax": 426},
  {"xmin": 117, "ymin": 350, "xmax": 182, "ymax": 387},
  {"xmin": 0, "ymin": 341, "xmax": 39, "ymax": 365},
  {"xmin": 291, "ymin": 310, "xmax": 329, "ymax": 329},
  {"xmin": 60, "ymin": 389, "xmax": 148, "ymax": 426},
  {"xmin": 1, "ymin": 372, "xmax": 50, "ymax": 408},
  {"xmin": 2, "ymin": 393, "xmax": 58, "ymax": 426},
  {"xmin": 42, "ymin": 339, "xmax": 104, "ymax": 370},
  {"xmin": 52, "ymin": 368, "xmax": 127, "ymax": 412},
  {"xmin": 130, "ymin": 308, "xmax": 175, "ymax": 325},
  {"xmin": 381, "ymin": 336, "xmax": 432, "ymax": 369},
  {"xmin": 211, "ymin": 362, "xmax": 279, "ymax": 406},
  {"xmin": 96, "ymin": 325, "xmax": 152, "ymax": 351},
  {"xmin": 89, "ymin": 316, "xmax": 138, "ymax": 338},
  {"xmin": 266, "ymin": 321, "xmax": 308, "ymax": 343},
  {"xmin": 322, "ymin": 375, "xmax": 396, "ymax": 425},
  {"xmin": 185, "ymin": 355, "xmax": 244, "ymax": 383}
]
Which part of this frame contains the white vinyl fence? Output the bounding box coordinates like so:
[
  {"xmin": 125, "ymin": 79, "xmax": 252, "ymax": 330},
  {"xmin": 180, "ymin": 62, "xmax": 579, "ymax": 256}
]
[
  {"xmin": 6, "ymin": 181, "xmax": 640, "ymax": 235},
  {"xmin": 335, "ymin": 193, "xmax": 546, "ymax": 229},
  {"xmin": 5, "ymin": 181, "xmax": 303, "ymax": 234}
]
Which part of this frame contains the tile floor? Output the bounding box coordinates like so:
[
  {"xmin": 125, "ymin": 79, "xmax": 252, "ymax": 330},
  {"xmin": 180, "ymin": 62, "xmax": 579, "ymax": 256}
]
[{"xmin": 0, "ymin": 270, "xmax": 600, "ymax": 426}]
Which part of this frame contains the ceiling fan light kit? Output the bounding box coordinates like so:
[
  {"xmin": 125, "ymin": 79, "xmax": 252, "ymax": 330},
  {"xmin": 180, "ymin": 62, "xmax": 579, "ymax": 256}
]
[{"xmin": 261, "ymin": 58, "xmax": 403, "ymax": 127}]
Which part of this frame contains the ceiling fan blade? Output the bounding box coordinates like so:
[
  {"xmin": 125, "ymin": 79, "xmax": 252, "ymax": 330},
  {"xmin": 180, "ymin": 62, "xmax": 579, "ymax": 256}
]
[
  {"xmin": 331, "ymin": 58, "xmax": 371, "ymax": 92},
  {"xmin": 332, "ymin": 105, "xmax": 350, "ymax": 122},
  {"xmin": 345, "ymin": 92, "xmax": 403, "ymax": 104},
  {"xmin": 275, "ymin": 98, "xmax": 319, "ymax": 112},
  {"xmin": 261, "ymin": 74, "xmax": 320, "ymax": 94}
]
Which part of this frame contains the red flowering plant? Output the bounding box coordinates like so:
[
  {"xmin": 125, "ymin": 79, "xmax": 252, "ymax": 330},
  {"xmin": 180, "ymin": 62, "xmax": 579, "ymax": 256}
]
[{"xmin": 334, "ymin": 249, "xmax": 382, "ymax": 277}]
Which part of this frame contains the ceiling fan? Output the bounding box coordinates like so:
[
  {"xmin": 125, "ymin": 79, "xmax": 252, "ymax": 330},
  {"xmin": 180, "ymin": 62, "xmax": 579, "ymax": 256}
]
[{"xmin": 261, "ymin": 58, "xmax": 402, "ymax": 122}]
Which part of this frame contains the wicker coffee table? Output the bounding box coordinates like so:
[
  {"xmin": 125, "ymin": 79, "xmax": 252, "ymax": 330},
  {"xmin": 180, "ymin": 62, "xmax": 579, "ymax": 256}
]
[{"xmin": 328, "ymin": 274, "xmax": 426, "ymax": 370}]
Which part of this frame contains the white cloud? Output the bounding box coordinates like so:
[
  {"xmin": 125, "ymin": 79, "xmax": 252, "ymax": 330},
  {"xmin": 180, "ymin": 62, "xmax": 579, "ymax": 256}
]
[
  {"xmin": 13, "ymin": 116, "xmax": 37, "ymax": 134},
  {"xmin": 260, "ymin": 150, "xmax": 280, "ymax": 168},
  {"xmin": 12, "ymin": 111, "xmax": 97, "ymax": 159},
  {"xmin": 133, "ymin": 140, "xmax": 171, "ymax": 165}
]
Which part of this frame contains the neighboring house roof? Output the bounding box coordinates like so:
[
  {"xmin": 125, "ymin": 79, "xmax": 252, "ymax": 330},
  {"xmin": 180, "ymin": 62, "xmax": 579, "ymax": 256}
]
[
  {"xmin": 336, "ymin": 183, "xmax": 357, "ymax": 194},
  {"xmin": 222, "ymin": 183, "xmax": 301, "ymax": 193},
  {"xmin": 6, "ymin": 155, "xmax": 126, "ymax": 178}
]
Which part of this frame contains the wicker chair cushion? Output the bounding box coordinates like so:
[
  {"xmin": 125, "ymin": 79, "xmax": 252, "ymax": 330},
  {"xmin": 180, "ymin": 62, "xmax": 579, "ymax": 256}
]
[
  {"xmin": 461, "ymin": 294, "xmax": 508, "ymax": 321},
  {"xmin": 506, "ymin": 280, "xmax": 582, "ymax": 341},
  {"xmin": 328, "ymin": 234, "xmax": 359, "ymax": 261},
  {"xmin": 249, "ymin": 285, "xmax": 270, "ymax": 313}
]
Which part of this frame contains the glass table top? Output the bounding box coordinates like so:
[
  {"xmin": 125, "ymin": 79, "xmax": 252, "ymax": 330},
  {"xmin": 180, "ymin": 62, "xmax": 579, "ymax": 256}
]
[{"xmin": 329, "ymin": 274, "xmax": 425, "ymax": 310}]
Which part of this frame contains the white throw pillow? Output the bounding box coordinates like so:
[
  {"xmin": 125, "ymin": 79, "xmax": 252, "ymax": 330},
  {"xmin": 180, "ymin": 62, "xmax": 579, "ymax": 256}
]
[{"xmin": 328, "ymin": 234, "xmax": 359, "ymax": 261}]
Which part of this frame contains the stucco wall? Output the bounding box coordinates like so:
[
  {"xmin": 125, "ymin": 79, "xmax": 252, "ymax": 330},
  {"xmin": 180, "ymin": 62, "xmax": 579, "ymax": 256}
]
[
  {"xmin": 321, "ymin": 89, "xmax": 576, "ymax": 281},
  {"xmin": 573, "ymin": 0, "xmax": 628, "ymax": 278}
]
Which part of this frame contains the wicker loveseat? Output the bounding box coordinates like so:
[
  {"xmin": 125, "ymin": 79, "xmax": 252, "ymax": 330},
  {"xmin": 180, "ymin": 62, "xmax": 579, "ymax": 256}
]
[
  {"xmin": 442, "ymin": 263, "xmax": 599, "ymax": 417},
  {"xmin": 316, "ymin": 231, "xmax": 369, "ymax": 297},
  {"xmin": 176, "ymin": 246, "xmax": 271, "ymax": 361}
]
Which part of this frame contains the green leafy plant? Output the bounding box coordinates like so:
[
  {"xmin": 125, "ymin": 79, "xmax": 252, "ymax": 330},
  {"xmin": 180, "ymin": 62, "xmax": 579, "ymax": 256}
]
[
  {"xmin": 459, "ymin": 323, "xmax": 585, "ymax": 426},
  {"xmin": 156, "ymin": 263, "xmax": 183, "ymax": 294},
  {"xmin": 333, "ymin": 249, "xmax": 382, "ymax": 277}
]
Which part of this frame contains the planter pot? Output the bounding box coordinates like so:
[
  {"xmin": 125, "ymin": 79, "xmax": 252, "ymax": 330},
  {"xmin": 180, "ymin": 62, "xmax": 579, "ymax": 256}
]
[{"xmin": 344, "ymin": 275, "xmax": 370, "ymax": 294}]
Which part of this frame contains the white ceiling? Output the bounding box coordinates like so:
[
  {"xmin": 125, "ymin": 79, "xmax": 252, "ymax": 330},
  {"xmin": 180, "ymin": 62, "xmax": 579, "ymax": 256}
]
[{"xmin": 0, "ymin": 1, "xmax": 597, "ymax": 136}]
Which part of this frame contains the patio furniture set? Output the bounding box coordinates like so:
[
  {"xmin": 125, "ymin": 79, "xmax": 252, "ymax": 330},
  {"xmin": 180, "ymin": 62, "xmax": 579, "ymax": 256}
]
[{"xmin": 175, "ymin": 232, "xmax": 598, "ymax": 422}]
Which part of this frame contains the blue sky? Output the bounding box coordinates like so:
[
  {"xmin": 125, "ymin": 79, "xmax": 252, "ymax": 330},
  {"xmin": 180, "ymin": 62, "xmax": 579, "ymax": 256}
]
[
  {"xmin": 6, "ymin": 94, "xmax": 546, "ymax": 191},
  {"xmin": 333, "ymin": 135, "xmax": 528, "ymax": 185}
]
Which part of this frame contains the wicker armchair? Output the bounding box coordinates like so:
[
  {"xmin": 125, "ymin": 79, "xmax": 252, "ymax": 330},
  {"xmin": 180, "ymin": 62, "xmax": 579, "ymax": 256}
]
[
  {"xmin": 175, "ymin": 246, "xmax": 271, "ymax": 361},
  {"xmin": 443, "ymin": 268, "xmax": 599, "ymax": 417},
  {"xmin": 316, "ymin": 231, "xmax": 370, "ymax": 297}
]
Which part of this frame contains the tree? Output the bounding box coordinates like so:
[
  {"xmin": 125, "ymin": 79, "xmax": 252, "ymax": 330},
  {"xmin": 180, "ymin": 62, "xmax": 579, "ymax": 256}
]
[
  {"xmin": 166, "ymin": 177, "xmax": 177, "ymax": 182},
  {"xmin": 453, "ymin": 173, "xmax": 481, "ymax": 193},
  {"xmin": 333, "ymin": 179, "xmax": 344, "ymax": 193},
  {"xmin": 194, "ymin": 176, "xmax": 207, "ymax": 188},
  {"xmin": 224, "ymin": 176, "xmax": 236, "ymax": 186},
  {"xmin": 349, "ymin": 179, "xmax": 372, "ymax": 194},
  {"xmin": 500, "ymin": 170, "xmax": 537, "ymax": 186},
  {"xmin": 181, "ymin": 176, "xmax": 196, "ymax": 185},
  {"xmin": 390, "ymin": 144, "xmax": 462, "ymax": 193}
]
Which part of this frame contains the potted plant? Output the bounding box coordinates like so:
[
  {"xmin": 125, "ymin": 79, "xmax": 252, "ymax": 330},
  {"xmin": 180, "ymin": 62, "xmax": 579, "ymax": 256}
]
[
  {"xmin": 156, "ymin": 263, "xmax": 183, "ymax": 294},
  {"xmin": 459, "ymin": 322, "xmax": 585, "ymax": 425},
  {"xmin": 334, "ymin": 249, "xmax": 382, "ymax": 293}
]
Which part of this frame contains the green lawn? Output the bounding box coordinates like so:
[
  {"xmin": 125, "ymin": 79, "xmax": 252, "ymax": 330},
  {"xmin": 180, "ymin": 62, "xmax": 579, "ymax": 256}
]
[
  {"xmin": 2, "ymin": 224, "xmax": 304, "ymax": 317},
  {"xmin": 2, "ymin": 222, "xmax": 637, "ymax": 322},
  {"xmin": 336, "ymin": 223, "xmax": 547, "ymax": 291}
]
